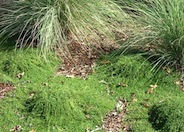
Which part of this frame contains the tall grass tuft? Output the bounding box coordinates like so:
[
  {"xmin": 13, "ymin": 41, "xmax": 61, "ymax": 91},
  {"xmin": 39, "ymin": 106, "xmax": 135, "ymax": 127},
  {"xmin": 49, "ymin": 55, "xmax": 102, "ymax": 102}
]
[
  {"xmin": 0, "ymin": 0, "xmax": 128, "ymax": 55},
  {"xmin": 119, "ymin": 0, "xmax": 184, "ymax": 70}
]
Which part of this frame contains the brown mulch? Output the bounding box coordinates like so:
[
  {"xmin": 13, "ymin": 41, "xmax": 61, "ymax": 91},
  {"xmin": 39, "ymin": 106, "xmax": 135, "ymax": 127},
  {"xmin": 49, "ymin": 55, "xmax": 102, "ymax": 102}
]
[
  {"xmin": 56, "ymin": 40, "xmax": 118, "ymax": 79},
  {"xmin": 102, "ymin": 98, "xmax": 130, "ymax": 132},
  {"xmin": 55, "ymin": 29, "xmax": 127, "ymax": 79},
  {"xmin": 0, "ymin": 82, "xmax": 14, "ymax": 99},
  {"xmin": 86, "ymin": 98, "xmax": 130, "ymax": 132}
]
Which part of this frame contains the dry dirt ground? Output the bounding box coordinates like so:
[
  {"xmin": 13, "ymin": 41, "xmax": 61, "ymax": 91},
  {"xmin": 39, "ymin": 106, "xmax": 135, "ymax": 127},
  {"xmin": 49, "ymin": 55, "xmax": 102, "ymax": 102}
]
[
  {"xmin": 56, "ymin": 40, "xmax": 118, "ymax": 79},
  {"xmin": 0, "ymin": 83, "xmax": 14, "ymax": 99}
]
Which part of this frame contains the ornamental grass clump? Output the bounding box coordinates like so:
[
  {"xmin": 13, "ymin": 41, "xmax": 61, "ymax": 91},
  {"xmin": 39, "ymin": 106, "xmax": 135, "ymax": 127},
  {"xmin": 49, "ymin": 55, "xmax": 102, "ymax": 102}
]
[
  {"xmin": 0, "ymin": 0, "xmax": 128, "ymax": 54},
  {"xmin": 120, "ymin": 0, "xmax": 184, "ymax": 69}
]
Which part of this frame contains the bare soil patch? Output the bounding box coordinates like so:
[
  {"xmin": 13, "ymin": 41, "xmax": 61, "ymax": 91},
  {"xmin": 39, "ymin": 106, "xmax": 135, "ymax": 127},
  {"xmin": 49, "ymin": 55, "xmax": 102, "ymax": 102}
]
[
  {"xmin": 102, "ymin": 98, "xmax": 130, "ymax": 132},
  {"xmin": 56, "ymin": 40, "xmax": 118, "ymax": 79},
  {"xmin": 0, "ymin": 83, "xmax": 14, "ymax": 99}
]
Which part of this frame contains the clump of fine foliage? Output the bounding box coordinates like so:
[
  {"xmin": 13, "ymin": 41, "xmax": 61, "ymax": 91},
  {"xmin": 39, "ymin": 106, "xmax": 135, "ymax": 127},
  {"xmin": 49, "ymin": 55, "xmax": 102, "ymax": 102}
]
[
  {"xmin": 149, "ymin": 98, "xmax": 184, "ymax": 132},
  {"xmin": 120, "ymin": 0, "xmax": 184, "ymax": 69},
  {"xmin": 24, "ymin": 86, "xmax": 114, "ymax": 129},
  {"xmin": 97, "ymin": 55, "xmax": 153, "ymax": 81},
  {"xmin": 0, "ymin": 0, "xmax": 127, "ymax": 54},
  {"xmin": 0, "ymin": 49, "xmax": 58, "ymax": 81}
]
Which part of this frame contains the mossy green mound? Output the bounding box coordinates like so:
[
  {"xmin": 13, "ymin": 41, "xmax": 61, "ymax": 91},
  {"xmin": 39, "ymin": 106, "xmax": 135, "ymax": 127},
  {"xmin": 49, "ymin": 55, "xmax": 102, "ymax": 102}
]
[
  {"xmin": 97, "ymin": 55, "xmax": 153, "ymax": 80},
  {"xmin": 149, "ymin": 98, "xmax": 184, "ymax": 132},
  {"xmin": 0, "ymin": 49, "xmax": 59, "ymax": 82},
  {"xmin": 0, "ymin": 49, "xmax": 114, "ymax": 131},
  {"xmin": 25, "ymin": 86, "xmax": 114, "ymax": 130}
]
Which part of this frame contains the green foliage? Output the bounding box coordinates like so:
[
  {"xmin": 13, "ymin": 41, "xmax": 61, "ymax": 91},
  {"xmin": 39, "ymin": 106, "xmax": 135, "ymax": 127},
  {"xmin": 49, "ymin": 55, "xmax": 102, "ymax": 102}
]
[
  {"xmin": 0, "ymin": 0, "xmax": 127, "ymax": 54},
  {"xmin": 0, "ymin": 50, "xmax": 114, "ymax": 131},
  {"xmin": 95, "ymin": 54, "xmax": 181, "ymax": 131},
  {"xmin": 24, "ymin": 85, "xmax": 114, "ymax": 130},
  {"xmin": 0, "ymin": 49, "xmax": 58, "ymax": 81},
  {"xmin": 120, "ymin": 0, "xmax": 184, "ymax": 69},
  {"xmin": 96, "ymin": 54, "xmax": 168, "ymax": 86},
  {"xmin": 0, "ymin": 47, "xmax": 182, "ymax": 132},
  {"xmin": 101, "ymin": 55, "xmax": 153, "ymax": 80},
  {"xmin": 149, "ymin": 98, "xmax": 184, "ymax": 132}
]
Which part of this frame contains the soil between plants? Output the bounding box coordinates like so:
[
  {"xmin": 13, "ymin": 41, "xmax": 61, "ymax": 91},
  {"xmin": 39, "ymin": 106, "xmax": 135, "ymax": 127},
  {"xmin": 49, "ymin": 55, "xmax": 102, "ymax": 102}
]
[
  {"xmin": 56, "ymin": 40, "xmax": 118, "ymax": 79},
  {"xmin": 0, "ymin": 83, "xmax": 14, "ymax": 99}
]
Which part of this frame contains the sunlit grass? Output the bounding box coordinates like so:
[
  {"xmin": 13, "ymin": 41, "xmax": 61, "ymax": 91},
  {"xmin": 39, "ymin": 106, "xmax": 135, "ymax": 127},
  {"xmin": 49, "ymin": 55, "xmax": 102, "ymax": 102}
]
[
  {"xmin": 0, "ymin": 45, "xmax": 183, "ymax": 131},
  {"xmin": 0, "ymin": 49, "xmax": 114, "ymax": 131},
  {"xmin": 95, "ymin": 53, "xmax": 182, "ymax": 131}
]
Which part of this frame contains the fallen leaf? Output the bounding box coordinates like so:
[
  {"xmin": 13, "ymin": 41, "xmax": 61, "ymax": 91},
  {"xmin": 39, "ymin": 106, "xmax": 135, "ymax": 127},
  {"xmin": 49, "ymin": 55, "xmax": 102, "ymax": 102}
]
[
  {"xmin": 147, "ymin": 84, "xmax": 157, "ymax": 94},
  {"xmin": 86, "ymin": 128, "xmax": 90, "ymax": 132},
  {"xmin": 132, "ymin": 98, "xmax": 137, "ymax": 102},
  {"xmin": 163, "ymin": 67, "xmax": 171, "ymax": 74},
  {"xmin": 116, "ymin": 100, "xmax": 124, "ymax": 111},
  {"xmin": 117, "ymin": 82, "xmax": 128, "ymax": 87},
  {"xmin": 147, "ymin": 88, "xmax": 154, "ymax": 94},
  {"xmin": 29, "ymin": 92, "xmax": 35, "ymax": 98},
  {"xmin": 166, "ymin": 68, "xmax": 171, "ymax": 74},
  {"xmin": 29, "ymin": 129, "xmax": 36, "ymax": 132},
  {"xmin": 175, "ymin": 81, "xmax": 180, "ymax": 85},
  {"xmin": 85, "ymin": 114, "xmax": 90, "ymax": 119},
  {"xmin": 116, "ymin": 98, "xmax": 127, "ymax": 111},
  {"xmin": 16, "ymin": 72, "xmax": 25, "ymax": 79},
  {"xmin": 66, "ymin": 75, "xmax": 75, "ymax": 78},
  {"xmin": 10, "ymin": 125, "xmax": 23, "ymax": 132},
  {"xmin": 150, "ymin": 84, "xmax": 157, "ymax": 89},
  {"xmin": 141, "ymin": 103, "xmax": 150, "ymax": 108}
]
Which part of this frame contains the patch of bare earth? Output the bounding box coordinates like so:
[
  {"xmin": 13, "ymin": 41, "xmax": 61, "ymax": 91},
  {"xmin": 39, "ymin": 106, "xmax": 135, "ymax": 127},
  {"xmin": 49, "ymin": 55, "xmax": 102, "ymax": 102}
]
[
  {"xmin": 102, "ymin": 98, "xmax": 130, "ymax": 132},
  {"xmin": 0, "ymin": 83, "xmax": 14, "ymax": 99},
  {"xmin": 55, "ymin": 29, "xmax": 128, "ymax": 79},
  {"xmin": 56, "ymin": 40, "xmax": 118, "ymax": 79},
  {"xmin": 86, "ymin": 98, "xmax": 130, "ymax": 132}
]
